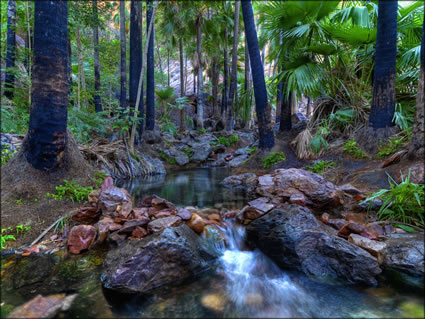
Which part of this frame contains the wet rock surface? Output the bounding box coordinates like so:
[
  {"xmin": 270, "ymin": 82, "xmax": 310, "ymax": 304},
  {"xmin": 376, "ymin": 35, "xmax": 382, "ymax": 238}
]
[
  {"xmin": 246, "ymin": 205, "xmax": 382, "ymax": 286},
  {"xmin": 101, "ymin": 224, "xmax": 220, "ymax": 293}
]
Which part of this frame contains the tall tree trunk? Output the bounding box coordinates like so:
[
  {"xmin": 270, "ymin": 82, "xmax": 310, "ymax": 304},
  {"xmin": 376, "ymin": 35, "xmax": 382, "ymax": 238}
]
[
  {"xmin": 75, "ymin": 26, "xmax": 88, "ymax": 108},
  {"xmin": 241, "ymin": 0, "xmax": 274, "ymax": 149},
  {"xmin": 24, "ymin": 1, "xmax": 68, "ymax": 170},
  {"xmin": 179, "ymin": 38, "xmax": 185, "ymax": 130},
  {"xmin": 212, "ymin": 56, "xmax": 219, "ymax": 118},
  {"xmin": 4, "ymin": 0, "xmax": 16, "ymax": 99},
  {"xmin": 146, "ymin": 0, "xmax": 155, "ymax": 131},
  {"xmin": 241, "ymin": 35, "xmax": 251, "ymax": 129},
  {"xmin": 167, "ymin": 47, "xmax": 170, "ymax": 87},
  {"xmin": 68, "ymin": 37, "xmax": 73, "ymax": 104},
  {"xmin": 129, "ymin": 0, "xmax": 143, "ymax": 134},
  {"xmin": 92, "ymin": 0, "xmax": 102, "ymax": 113},
  {"xmin": 369, "ymin": 0, "xmax": 398, "ymax": 129},
  {"xmin": 120, "ymin": 0, "xmax": 127, "ymax": 110},
  {"xmin": 196, "ymin": 13, "xmax": 204, "ymax": 129},
  {"xmin": 226, "ymin": 0, "xmax": 240, "ymax": 132},
  {"xmin": 279, "ymin": 91, "xmax": 292, "ymax": 132},
  {"xmin": 222, "ymin": 27, "xmax": 229, "ymax": 116},
  {"xmin": 408, "ymin": 6, "xmax": 425, "ymax": 160},
  {"xmin": 276, "ymin": 76, "xmax": 282, "ymax": 123},
  {"xmin": 193, "ymin": 70, "xmax": 197, "ymax": 94}
]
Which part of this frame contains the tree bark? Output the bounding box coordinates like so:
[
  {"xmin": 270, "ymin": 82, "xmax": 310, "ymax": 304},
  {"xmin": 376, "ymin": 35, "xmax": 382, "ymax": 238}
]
[
  {"xmin": 196, "ymin": 13, "xmax": 204, "ymax": 129},
  {"xmin": 120, "ymin": 0, "xmax": 127, "ymax": 110},
  {"xmin": 76, "ymin": 26, "xmax": 88, "ymax": 108},
  {"xmin": 146, "ymin": 0, "xmax": 155, "ymax": 131},
  {"xmin": 408, "ymin": 5, "xmax": 424, "ymax": 160},
  {"xmin": 24, "ymin": 1, "xmax": 68, "ymax": 170},
  {"xmin": 369, "ymin": 0, "xmax": 398, "ymax": 129},
  {"xmin": 92, "ymin": 0, "xmax": 102, "ymax": 113},
  {"xmin": 129, "ymin": 0, "xmax": 143, "ymax": 133},
  {"xmin": 222, "ymin": 27, "xmax": 229, "ymax": 116},
  {"xmin": 4, "ymin": 0, "xmax": 16, "ymax": 99},
  {"xmin": 179, "ymin": 38, "xmax": 185, "ymax": 130},
  {"xmin": 279, "ymin": 91, "xmax": 292, "ymax": 132},
  {"xmin": 226, "ymin": 0, "xmax": 240, "ymax": 132},
  {"xmin": 241, "ymin": 0, "xmax": 274, "ymax": 149}
]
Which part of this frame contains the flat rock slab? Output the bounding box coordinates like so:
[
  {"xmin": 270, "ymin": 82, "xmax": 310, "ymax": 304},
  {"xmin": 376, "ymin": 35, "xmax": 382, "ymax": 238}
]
[{"xmin": 101, "ymin": 224, "xmax": 219, "ymax": 293}]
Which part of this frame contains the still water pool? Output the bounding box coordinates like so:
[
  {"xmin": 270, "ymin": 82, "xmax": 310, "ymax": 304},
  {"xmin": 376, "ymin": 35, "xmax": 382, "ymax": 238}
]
[{"xmin": 2, "ymin": 168, "xmax": 424, "ymax": 318}]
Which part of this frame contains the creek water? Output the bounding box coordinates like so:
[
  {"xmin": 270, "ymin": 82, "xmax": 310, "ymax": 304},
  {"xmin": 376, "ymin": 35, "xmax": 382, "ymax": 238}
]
[{"xmin": 1, "ymin": 168, "xmax": 424, "ymax": 318}]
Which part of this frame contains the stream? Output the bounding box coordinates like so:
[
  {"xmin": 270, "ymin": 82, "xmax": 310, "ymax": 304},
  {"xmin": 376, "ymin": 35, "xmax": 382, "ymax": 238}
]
[{"xmin": 1, "ymin": 168, "xmax": 423, "ymax": 318}]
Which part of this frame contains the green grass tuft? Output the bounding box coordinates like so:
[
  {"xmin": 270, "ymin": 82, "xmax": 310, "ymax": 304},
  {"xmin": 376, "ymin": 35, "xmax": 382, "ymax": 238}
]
[
  {"xmin": 262, "ymin": 152, "xmax": 286, "ymax": 169},
  {"xmin": 343, "ymin": 138, "xmax": 368, "ymax": 158},
  {"xmin": 306, "ymin": 160, "xmax": 335, "ymax": 175}
]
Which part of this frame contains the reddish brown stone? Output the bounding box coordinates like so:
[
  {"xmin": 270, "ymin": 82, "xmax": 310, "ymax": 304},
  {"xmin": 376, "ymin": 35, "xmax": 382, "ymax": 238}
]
[
  {"xmin": 177, "ymin": 208, "xmax": 192, "ymax": 220},
  {"xmin": 109, "ymin": 223, "xmax": 123, "ymax": 232},
  {"xmin": 343, "ymin": 213, "xmax": 367, "ymax": 224},
  {"xmin": 96, "ymin": 217, "xmax": 114, "ymax": 243},
  {"xmin": 72, "ymin": 206, "xmax": 101, "ymax": 224},
  {"xmin": 7, "ymin": 294, "xmax": 66, "ymax": 319},
  {"xmin": 365, "ymin": 223, "xmax": 386, "ymax": 238},
  {"xmin": 88, "ymin": 189, "xmax": 100, "ymax": 206},
  {"xmin": 154, "ymin": 209, "xmax": 177, "ymax": 219},
  {"xmin": 137, "ymin": 195, "xmax": 160, "ymax": 207},
  {"xmin": 118, "ymin": 218, "xmax": 151, "ymax": 234},
  {"xmin": 186, "ymin": 213, "xmax": 205, "ymax": 233},
  {"xmin": 327, "ymin": 218, "xmax": 347, "ymax": 230},
  {"xmin": 22, "ymin": 245, "xmax": 40, "ymax": 256},
  {"xmin": 151, "ymin": 197, "xmax": 176, "ymax": 210},
  {"xmin": 148, "ymin": 216, "xmax": 182, "ymax": 232},
  {"xmin": 101, "ymin": 176, "xmax": 114, "ymax": 191},
  {"xmin": 321, "ymin": 213, "xmax": 330, "ymax": 224},
  {"xmin": 208, "ymin": 214, "xmax": 221, "ymax": 221},
  {"xmin": 67, "ymin": 225, "xmax": 96, "ymax": 254},
  {"xmin": 109, "ymin": 231, "xmax": 127, "ymax": 242},
  {"xmin": 132, "ymin": 226, "xmax": 149, "ymax": 239},
  {"xmin": 98, "ymin": 185, "xmax": 133, "ymax": 218},
  {"xmin": 248, "ymin": 197, "xmax": 274, "ymax": 213},
  {"xmin": 132, "ymin": 207, "xmax": 149, "ymax": 219},
  {"xmin": 381, "ymin": 150, "xmax": 407, "ymax": 168}
]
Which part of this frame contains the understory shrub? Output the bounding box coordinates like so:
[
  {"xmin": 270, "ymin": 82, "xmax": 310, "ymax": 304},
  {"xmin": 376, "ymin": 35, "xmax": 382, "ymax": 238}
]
[
  {"xmin": 378, "ymin": 133, "xmax": 409, "ymax": 158},
  {"xmin": 262, "ymin": 152, "xmax": 286, "ymax": 169},
  {"xmin": 216, "ymin": 133, "xmax": 239, "ymax": 147},
  {"xmin": 306, "ymin": 160, "xmax": 335, "ymax": 175},
  {"xmin": 46, "ymin": 180, "xmax": 94, "ymax": 202},
  {"xmin": 343, "ymin": 138, "xmax": 368, "ymax": 158}
]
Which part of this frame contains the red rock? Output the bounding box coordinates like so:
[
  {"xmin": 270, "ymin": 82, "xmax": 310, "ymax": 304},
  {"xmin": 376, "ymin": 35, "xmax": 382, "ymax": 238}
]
[
  {"xmin": 343, "ymin": 213, "xmax": 367, "ymax": 224},
  {"xmin": 148, "ymin": 216, "xmax": 182, "ymax": 232},
  {"xmin": 101, "ymin": 176, "xmax": 114, "ymax": 191},
  {"xmin": 337, "ymin": 221, "xmax": 366, "ymax": 239},
  {"xmin": 22, "ymin": 245, "xmax": 40, "ymax": 256},
  {"xmin": 381, "ymin": 150, "xmax": 407, "ymax": 168},
  {"xmin": 96, "ymin": 217, "xmax": 114, "ymax": 243},
  {"xmin": 177, "ymin": 208, "xmax": 192, "ymax": 220},
  {"xmin": 208, "ymin": 214, "xmax": 221, "ymax": 221},
  {"xmin": 72, "ymin": 206, "xmax": 101, "ymax": 224},
  {"xmin": 108, "ymin": 231, "xmax": 127, "ymax": 242},
  {"xmin": 186, "ymin": 213, "xmax": 205, "ymax": 233},
  {"xmin": 289, "ymin": 193, "xmax": 311, "ymax": 206},
  {"xmin": 204, "ymin": 219, "xmax": 223, "ymax": 227},
  {"xmin": 338, "ymin": 184, "xmax": 363, "ymax": 196},
  {"xmin": 132, "ymin": 207, "xmax": 149, "ymax": 219},
  {"xmin": 321, "ymin": 213, "xmax": 330, "ymax": 224},
  {"xmin": 67, "ymin": 225, "xmax": 96, "ymax": 254},
  {"xmin": 151, "ymin": 197, "xmax": 176, "ymax": 210},
  {"xmin": 248, "ymin": 197, "xmax": 274, "ymax": 213},
  {"xmin": 118, "ymin": 218, "xmax": 151, "ymax": 234},
  {"xmin": 7, "ymin": 294, "xmax": 66, "ymax": 319},
  {"xmin": 98, "ymin": 185, "xmax": 133, "ymax": 218},
  {"xmin": 348, "ymin": 234, "xmax": 386, "ymax": 264},
  {"xmin": 109, "ymin": 223, "xmax": 123, "ymax": 232},
  {"xmin": 88, "ymin": 189, "xmax": 100, "ymax": 206},
  {"xmin": 154, "ymin": 209, "xmax": 177, "ymax": 218},
  {"xmin": 132, "ymin": 226, "xmax": 149, "ymax": 239},
  {"xmin": 365, "ymin": 223, "xmax": 385, "ymax": 238},
  {"xmin": 327, "ymin": 218, "xmax": 347, "ymax": 230}
]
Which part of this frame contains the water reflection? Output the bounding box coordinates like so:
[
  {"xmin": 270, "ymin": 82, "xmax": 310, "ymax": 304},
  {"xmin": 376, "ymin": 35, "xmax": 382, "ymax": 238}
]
[{"xmin": 117, "ymin": 168, "xmax": 248, "ymax": 209}]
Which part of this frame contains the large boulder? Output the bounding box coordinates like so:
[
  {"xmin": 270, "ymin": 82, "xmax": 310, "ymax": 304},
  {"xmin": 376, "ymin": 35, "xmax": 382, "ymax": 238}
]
[
  {"xmin": 101, "ymin": 224, "xmax": 219, "ymax": 293},
  {"xmin": 191, "ymin": 142, "xmax": 213, "ymax": 162},
  {"xmin": 256, "ymin": 168, "xmax": 343, "ymax": 209},
  {"xmin": 246, "ymin": 205, "xmax": 382, "ymax": 286},
  {"xmin": 163, "ymin": 148, "xmax": 189, "ymax": 166},
  {"xmin": 221, "ymin": 173, "xmax": 257, "ymax": 194}
]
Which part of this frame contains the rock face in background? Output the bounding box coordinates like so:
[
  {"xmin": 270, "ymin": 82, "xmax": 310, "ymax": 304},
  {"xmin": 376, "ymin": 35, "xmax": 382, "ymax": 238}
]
[
  {"xmin": 246, "ymin": 205, "xmax": 382, "ymax": 286},
  {"xmin": 101, "ymin": 224, "xmax": 219, "ymax": 293}
]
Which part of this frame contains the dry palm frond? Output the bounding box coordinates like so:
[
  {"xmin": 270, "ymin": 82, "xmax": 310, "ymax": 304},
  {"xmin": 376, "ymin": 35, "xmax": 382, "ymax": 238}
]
[
  {"xmin": 291, "ymin": 128, "xmax": 315, "ymax": 160},
  {"xmin": 79, "ymin": 139, "xmax": 160, "ymax": 178}
]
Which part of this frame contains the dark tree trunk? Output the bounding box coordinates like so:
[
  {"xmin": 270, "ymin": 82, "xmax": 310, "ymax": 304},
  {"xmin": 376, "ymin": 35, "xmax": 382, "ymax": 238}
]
[
  {"xmin": 146, "ymin": 0, "xmax": 155, "ymax": 131},
  {"xmin": 244, "ymin": 36, "xmax": 250, "ymax": 92},
  {"xmin": 279, "ymin": 91, "xmax": 292, "ymax": 132},
  {"xmin": 179, "ymin": 38, "xmax": 185, "ymax": 129},
  {"xmin": 196, "ymin": 13, "xmax": 204, "ymax": 129},
  {"xmin": 129, "ymin": 0, "xmax": 143, "ymax": 134},
  {"xmin": 222, "ymin": 27, "xmax": 229, "ymax": 116},
  {"xmin": 369, "ymin": 0, "xmax": 398, "ymax": 129},
  {"xmin": 241, "ymin": 0, "xmax": 274, "ymax": 149},
  {"xmin": 4, "ymin": 0, "xmax": 16, "ymax": 99},
  {"xmin": 120, "ymin": 0, "xmax": 127, "ymax": 110},
  {"xmin": 226, "ymin": 0, "xmax": 240, "ymax": 131},
  {"xmin": 408, "ymin": 4, "xmax": 425, "ymax": 160},
  {"xmin": 212, "ymin": 57, "xmax": 219, "ymax": 117},
  {"xmin": 24, "ymin": 1, "xmax": 68, "ymax": 170},
  {"xmin": 276, "ymin": 79, "xmax": 283, "ymax": 123},
  {"xmin": 68, "ymin": 37, "xmax": 73, "ymax": 103},
  {"xmin": 92, "ymin": 0, "xmax": 102, "ymax": 113},
  {"xmin": 193, "ymin": 71, "xmax": 196, "ymax": 94}
]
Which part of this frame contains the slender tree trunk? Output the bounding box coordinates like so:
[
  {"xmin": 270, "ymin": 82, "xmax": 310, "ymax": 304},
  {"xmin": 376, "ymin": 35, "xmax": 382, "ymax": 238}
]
[
  {"xmin": 280, "ymin": 91, "xmax": 292, "ymax": 131},
  {"xmin": 408, "ymin": 6, "xmax": 424, "ymax": 160},
  {"xmin": 92, "ymin": 0, "xmax": 102, "ymax": 113},
  {"xmin": 241, "ymin": 0, "xmax": 274, "ymax": 149},
  {"xmin": 167, "ymin": 47, "xmax": 170, "ymax": 87},
  {"xmin": 146, "ymin": 0, "xmax": 155, "ymax": 131},
  {"xmin": 212, "ymin": 57, "xmax": 219, "ymax": 118},
  {"xmin": 226, "ymin": 0, "xmax": 240, "ymax": 132},
  {"xmin": 222, "ymin": 27, "xmax": 229, "ymax": 116},
  {"xmin": 196, "ymin": 13, "xmax": 204, "ymax": 129},
  {"xmin": 276, "ymin": 76, "xmax": 282, "ymax": 123},
  {"xmin": 369, "ymin": 0, "xmax": 398, "ymax": 129},
  {"xmin": 76, "ymin": 26, "xmax": 88, "ymax": 108},
  {"xmin": 77, "ymin": 72, "xmax": 81, "ymax": 110},
  {"xmin": 120, "ymin": 0, "xmax": 127, "ymax": 110},
  {"xmin": 4, "ymin": 0, "xmax": 16, "ymax": 99},
  {"xmin": 179, "ymin": 38, "xmax": 185, "ymax": 130},
  {"xmin": 129, "ymin": 0, "xmax": 142, "ymax": 133},
  {"xmin": 25, "ymin": 1, "xmax": 68, "ymax": 170},
  {"xmin": 244, "ymin": 35, "xmax": 250, "ymax": 92}
]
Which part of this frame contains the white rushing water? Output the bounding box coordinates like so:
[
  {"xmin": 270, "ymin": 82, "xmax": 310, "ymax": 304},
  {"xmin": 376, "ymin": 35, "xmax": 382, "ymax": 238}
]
[{"xmin": 216, "ymin": 222, "xmax": 319, "ymax": 318}]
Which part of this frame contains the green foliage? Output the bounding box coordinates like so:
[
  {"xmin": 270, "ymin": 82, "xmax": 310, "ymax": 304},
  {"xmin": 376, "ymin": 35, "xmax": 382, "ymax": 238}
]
[
  {"xmin": 160, "ymin": 152, "xmax": 177, "ymax": 165},
  {"xmin": 306, "ymin": 160, "xmax": 335, "ymax": 175},
  {"xmin": 53, "ymin": 217, "xmax": 68, "ymax": 233},
  {"xmin": 0, "ymin": 224, "xmax": 30, "ymax": 249},
  {"xmin": 68, "ymin": 109, "xmax": 112, "ymax": 145},
  {"xmin": 246, "ymin": 146, "xmax": 257, "ymax": 155},
  {"xmin": 0, "ymin": 231, "xmax": 15, "ymax": 250},
  {"xmin": 329, "ymin": 108, "xmax": 356, "ymax": 128},
  {"xmin": 360, "ymin": 171, "xmax": 425, "ymax": 228},
  {"xmin": 161, "ymin": 122, "xmax": 178, "ymax": 137},
  {"xmin": 1, "ymin": 147, "xmax": 16, "ymax": 166},
  {"xmin": 91, "ymin": 170, "xmax": 108, "ymax": 189},
  {"xmin": 343, "ymin": 138, "xmax": 368, "ymax": 158},
  {"xmin": 378, "ymin": 134, "xmax": 409, "ymax": 158},
  {"xmin": 198, "ymin": 128, "xmax": 207, "ymax": 135},
  {"xmin": 15, "ymin": 199, "xmax": 22, "ymax": 205},
  {"xmin": 217, "ymin": 133, "xmax": 239, "ymax": 147},
  {"xmin": 15, "ymin": 224, "xmax": 31, "ymax": 235},
  {"xmin": 309, "ymin": 121, "xmax": 330, "ymax": 154},
  {"xmin": 262, "ymin": 152, "xmax": 286, "ymax": 169},
  {"xmin": 46, "ymin": 180, "xmax": 94, "ymax": 203},
  {"xmin": 184, "ymin": 147, "xmax": 193, "ymax": 156}
]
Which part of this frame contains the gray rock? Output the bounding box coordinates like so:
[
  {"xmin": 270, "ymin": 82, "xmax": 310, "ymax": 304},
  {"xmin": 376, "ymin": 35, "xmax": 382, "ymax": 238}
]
[
  {"xmin": 237, "ymin": 132, "xmax": 255, "ymax": 146},
  {"xmin": 234, "ymin": 148, "xmax": 248, "ymax": 156},
  {"xmin": 191, "ymin": 142, "xmax": 213, "ymax": 162},
  {"xmin": 164, "ymin": 148, "xmax": 189, "ymax": 166},
  {"xmin": 1, "ymin": 133, "xmax": 16, "ymax": 152},
  {"xmin": 221, "ymin": 173, "xmax": 257, "ymax": 194},
  {"xmin": 246, "ymin": 205, "xmax": 382, "ymax": 286},
  {"xmin": 143, "ymin": 128, "xmax": 161, "ymax": 144},
  {"xmin": 101, "ymin": 224, "xmax": 219, "ymax": 293},
  {"xmin": 228, "ymin": 154, "xmax": 250, "ymax": 167}
]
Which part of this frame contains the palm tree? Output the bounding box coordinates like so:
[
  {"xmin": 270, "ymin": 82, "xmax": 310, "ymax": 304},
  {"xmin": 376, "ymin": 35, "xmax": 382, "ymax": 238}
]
[
  {"xmin": 129, "ymin": 0, "xmax": 143, "ymax": 135},
  {"xmin": 4, "ymin": 0, "xmax": 16, "ymax": 99},
  {"xmin": 146, "ymin": 0, "xmax": 155, "ymax": 131},
  {"xmin": 120, "ymin": 0, "xmax": 126, "ymax": 111},
  {"xmin": 368, "ymin": 0, "xmax": 398, "ymax": 129},
  {"xmin": 241, "ymin": 0, "xmax": 274, "ymax": 149},
  {"xmin": 24, "ymin": 1, "xmax": 69, "ymax": 170},
  {"xmin": 92, "ymin": 0, "xmax": 102, "ymax": 113}
]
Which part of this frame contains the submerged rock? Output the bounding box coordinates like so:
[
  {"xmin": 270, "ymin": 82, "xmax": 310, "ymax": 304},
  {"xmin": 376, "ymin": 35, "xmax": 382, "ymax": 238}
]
[
  {"xmin": 246, "ymin": 205, "xmax": 382, "ymax": 286},
  {"xmin": 7, "ymin": 294, "xmax": 73, "ymax": 319},
  {"xmin": 101, "ymin": 224, "xmax": 219, "ymax": 293}
]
